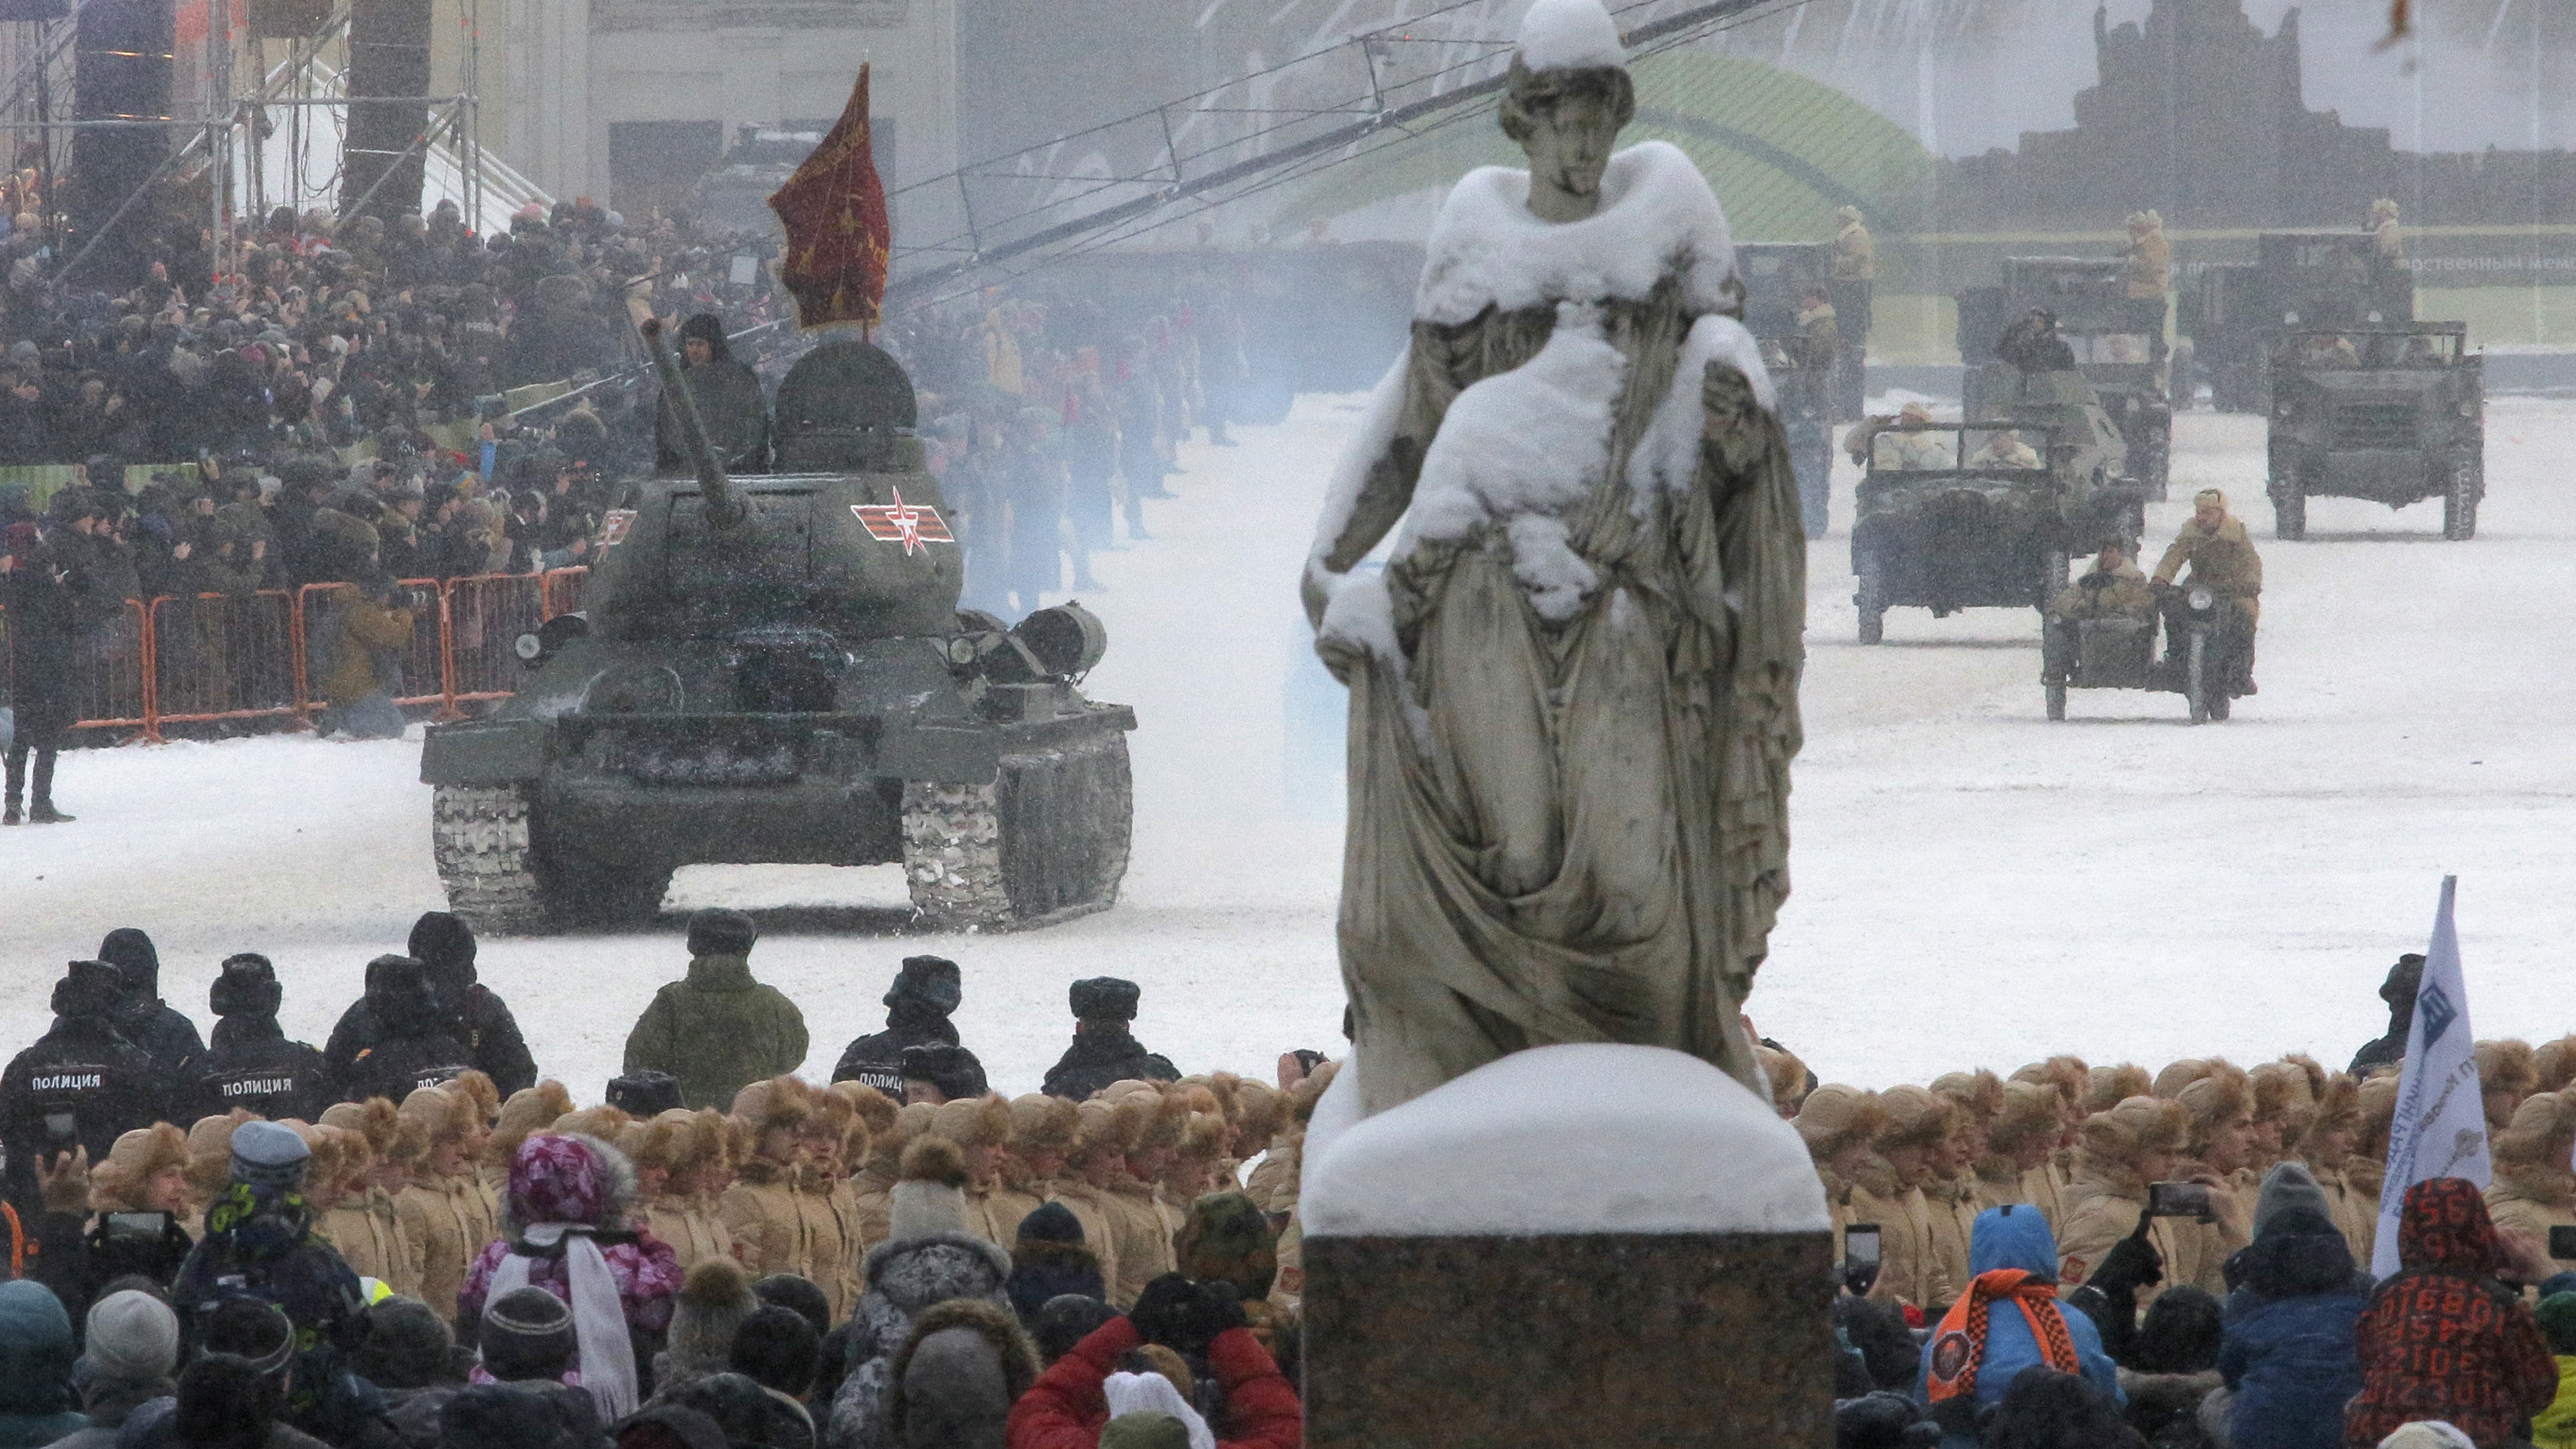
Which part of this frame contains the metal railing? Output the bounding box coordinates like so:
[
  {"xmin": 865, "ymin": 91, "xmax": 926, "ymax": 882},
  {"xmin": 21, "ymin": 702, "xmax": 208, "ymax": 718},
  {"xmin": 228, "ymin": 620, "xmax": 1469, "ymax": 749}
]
[{"xmin": 0, "ymin": 566, "xmax": 588, "ymax": 742}]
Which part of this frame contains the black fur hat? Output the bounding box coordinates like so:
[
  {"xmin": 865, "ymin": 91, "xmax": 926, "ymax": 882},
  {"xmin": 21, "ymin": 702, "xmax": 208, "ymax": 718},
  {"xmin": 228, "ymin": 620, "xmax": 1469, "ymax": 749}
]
[{"xmin": 209, "ymin": 954, "xmax": 281, "ymax": 1018}]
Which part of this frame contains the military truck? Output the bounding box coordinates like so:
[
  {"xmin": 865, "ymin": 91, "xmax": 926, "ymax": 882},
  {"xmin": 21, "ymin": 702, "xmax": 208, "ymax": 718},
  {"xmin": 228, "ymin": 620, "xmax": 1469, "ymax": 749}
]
[
  {"xmin": 419, "ymin": 321, "xmax": 1135, "ymax": 931},
  {"xmin": 1847, "ymin": 405, "xmax": 2142, "ymax": 645},
  {"xmin": 2185, "ymin": 231, "xmax": 2414, "ymax": 413},
  {"xmin": 2265, "ymin": 322, "xmax": 2484, "ymax": 541},
  {"xmin": 1958, "ymin": 258, "xmax": 2173, "ymax": 498},
  {"xmin": 1737, "ymin": 243, "xmax": 1870, "ymax": 421}
]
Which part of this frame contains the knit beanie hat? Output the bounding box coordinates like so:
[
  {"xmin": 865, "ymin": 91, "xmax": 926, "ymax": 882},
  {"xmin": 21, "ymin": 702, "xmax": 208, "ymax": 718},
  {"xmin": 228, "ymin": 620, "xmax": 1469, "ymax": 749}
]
[
  {"xmin": 1099, "ymin": 1414, "xmax": 1191, "ymax": 1449},
  {"xmin": 2540, "ymin": 1293, "xmax": 2576, "ymax": 1357},
  {"xmin": 1101, "ymin": 1371, "xmax": 1212, "ymax": 1449},
  {"xmin": 889, "ymin": 1137, "xmax": 970, "ymax": 1244},
  {"xmin": 84, "ymin": 1290, "xmax": 180, "ymax": 1383},
  {"xmin": 665, "ymin": 1258, "xmax": 758, "ymax": 1373},
  {"xmin": 1016, "ymin": 1201, "xmax": 1084, "ymax": 1247},
  {"xmin": 230, "ymin": 1119, "xmax": 311, "ymax": 1188},
  {"xmin": 349, "ymin": 1297, "xmax": 458, "ymax": 1391},
  {"xmin": 479, "ymin": 1286, "xmax": 575, "ymax": 1382}
]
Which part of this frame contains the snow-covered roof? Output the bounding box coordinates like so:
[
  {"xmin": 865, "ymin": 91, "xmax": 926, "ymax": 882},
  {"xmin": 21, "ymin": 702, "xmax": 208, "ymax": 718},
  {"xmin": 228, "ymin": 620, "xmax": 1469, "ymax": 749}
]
[
  {"xmin": 1302, "ymin": 1044, "xmax": 1831, "ymax": 1237},
  {"xmin": 1414, "ymin": 141, "xmax": 1737, "ymax": 325},
  {"xmin": 1516, "ymin": 0, "xmax": 1626, "ymax": 73}
]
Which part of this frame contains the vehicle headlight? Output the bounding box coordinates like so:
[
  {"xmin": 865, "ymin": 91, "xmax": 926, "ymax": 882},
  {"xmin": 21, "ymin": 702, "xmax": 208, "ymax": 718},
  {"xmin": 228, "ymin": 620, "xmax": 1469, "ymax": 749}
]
[{"xmin": 2187, "ymin": 586, "xmax": 2215, "ymax": 612}]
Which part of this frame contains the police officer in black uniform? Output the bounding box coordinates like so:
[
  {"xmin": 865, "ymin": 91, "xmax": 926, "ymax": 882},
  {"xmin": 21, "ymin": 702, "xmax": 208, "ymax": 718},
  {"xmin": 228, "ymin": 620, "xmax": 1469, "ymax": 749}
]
[
  {"xmin": 328, "ymin": 957, "xmax": 472, "ymax": 1106},
  {"xmin": 2, "ymin": 961, "xmax": 164, "ymax": 1212},
  {"xmin": 1039, "ymin": 978, "xmax": 1179, "ymax": 1102},
  {"xmin": 832, "ymin": 956, "xmax": 967, "ymax": 1098},
  {"xmin": 183, "ymin": 954, "xmax": 328, "ymax": 1123}
]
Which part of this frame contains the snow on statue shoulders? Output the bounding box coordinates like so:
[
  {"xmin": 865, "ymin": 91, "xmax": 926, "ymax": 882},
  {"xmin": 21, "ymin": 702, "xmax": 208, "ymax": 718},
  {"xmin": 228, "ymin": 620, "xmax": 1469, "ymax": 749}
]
[
  {"xmin": 1397, "ymin": 301, "xmax": 1624, "ymax": 622},
  {"xmin": 1415, "ymin": 142, "xmax": 1740, "ymax": 326}
]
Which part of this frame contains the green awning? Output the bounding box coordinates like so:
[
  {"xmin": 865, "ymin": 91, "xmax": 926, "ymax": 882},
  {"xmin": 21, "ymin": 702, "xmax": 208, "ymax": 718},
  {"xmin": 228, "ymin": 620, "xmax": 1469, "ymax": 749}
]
[{"xmin": 1269, "ymin": 49, "xmax": 1932, "ymax": 244}]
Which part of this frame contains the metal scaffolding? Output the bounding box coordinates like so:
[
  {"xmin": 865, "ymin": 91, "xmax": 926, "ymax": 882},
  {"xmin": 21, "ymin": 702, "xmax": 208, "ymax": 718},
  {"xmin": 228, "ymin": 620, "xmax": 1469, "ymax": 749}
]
[{"xmin": 0, "ymin": 0, "xmax": 494, "ymax": 282}]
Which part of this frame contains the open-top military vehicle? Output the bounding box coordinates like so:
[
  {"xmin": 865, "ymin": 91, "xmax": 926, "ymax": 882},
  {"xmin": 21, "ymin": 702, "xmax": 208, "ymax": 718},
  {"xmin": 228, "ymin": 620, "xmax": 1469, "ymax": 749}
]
[
  {"xmin": 420, "ymin": 320, "xmax": 1135, "ymax": 932},
  {"xmin": 1737, "ymin": 242, "xmax": 1870, "ymax": 421},
  {"xmin": 1848, "ymin": 405, "xmax": 2143, "ymax": 645},
  {"xmin": 2185, "ymin": 231, "xmax": 2414, "ymax": 413},
  {"xmin": 1958, "ymin": 258, "xmax": 2173, "ymax": 498},
  {"xmin": 2042, "ymin": 583, "xmax": 2237, "ymax": 725},
  {"xmin": 2265, "ymin": 321, "xmax": 2483, "ymax": 541}
]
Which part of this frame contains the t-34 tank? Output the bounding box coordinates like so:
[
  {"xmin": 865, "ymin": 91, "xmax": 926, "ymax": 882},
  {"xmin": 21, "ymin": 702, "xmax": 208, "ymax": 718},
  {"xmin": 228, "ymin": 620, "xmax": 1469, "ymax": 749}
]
[{"xmin": 421, "ymin": 319, "xmax": 1134, "ymax": 932}]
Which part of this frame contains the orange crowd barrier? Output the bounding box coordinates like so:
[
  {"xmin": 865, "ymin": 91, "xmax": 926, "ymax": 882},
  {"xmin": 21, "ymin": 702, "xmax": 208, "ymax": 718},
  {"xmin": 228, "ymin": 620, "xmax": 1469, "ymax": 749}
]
[
  {"xmin": 150, "ymin": 591, "xmax": 299, "ymax": 729},
  {"xmin": 1, "ymin": 566, "xmax": 590, "ymax": 741}
]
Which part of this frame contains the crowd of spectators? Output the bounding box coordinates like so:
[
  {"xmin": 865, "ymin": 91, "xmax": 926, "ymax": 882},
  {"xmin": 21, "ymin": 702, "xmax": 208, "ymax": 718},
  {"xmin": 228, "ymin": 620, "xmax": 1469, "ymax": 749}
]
[
  {"xmin": 1783, "ymin": 954, "xmax": 2576, "ymax": 1448},
  {"xmin": 0, "ymin": 911, "xmax": 1307, "ymax": 1449}
]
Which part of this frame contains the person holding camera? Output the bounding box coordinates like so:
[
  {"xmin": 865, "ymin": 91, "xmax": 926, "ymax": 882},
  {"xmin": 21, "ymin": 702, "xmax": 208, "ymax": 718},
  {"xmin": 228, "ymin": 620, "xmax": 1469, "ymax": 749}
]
[
  {"xmin": 2052, "ymin": 1095, "xmax": 2193, "ymax": 1312},
  {"xmin": 0, "ymin": 962, "xmax": 165, "ymax": 1220},
  {"xmin": 314, "ymin": 571, "xmax": 416, "ymax": 740},
  {"xmin": 2485, "ymin": 1090, "xmax": 2576, "ymax": 1280},
  {"xmin": 1006, "ymin": 1271, "xmax": 1301, "ymax": 1449}
]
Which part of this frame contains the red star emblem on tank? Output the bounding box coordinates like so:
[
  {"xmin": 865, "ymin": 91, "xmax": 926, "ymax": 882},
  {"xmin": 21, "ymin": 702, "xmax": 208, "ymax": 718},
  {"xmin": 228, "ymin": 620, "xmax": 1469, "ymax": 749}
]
[{"xmin": 851, "ymin": 488, "xmax": 955, "ymax": 556}]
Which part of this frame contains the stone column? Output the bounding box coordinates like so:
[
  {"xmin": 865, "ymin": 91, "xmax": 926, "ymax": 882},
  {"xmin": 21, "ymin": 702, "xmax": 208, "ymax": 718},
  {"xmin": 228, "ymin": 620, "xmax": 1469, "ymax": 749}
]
[{"xmin": 1298, "ymin": 1044, "xmax": 1836, "ymax": 1448}]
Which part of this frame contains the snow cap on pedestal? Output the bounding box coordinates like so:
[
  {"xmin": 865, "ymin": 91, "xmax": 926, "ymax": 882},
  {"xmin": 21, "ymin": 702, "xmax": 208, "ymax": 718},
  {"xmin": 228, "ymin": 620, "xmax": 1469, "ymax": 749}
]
[
  {"xmin": 1302, "ymin": 1044, "xmax": 1830, "ymax": 1236},
  {"xmin": 1516, "ymin": 0, "xmax": 1627, "ymax": 73}
]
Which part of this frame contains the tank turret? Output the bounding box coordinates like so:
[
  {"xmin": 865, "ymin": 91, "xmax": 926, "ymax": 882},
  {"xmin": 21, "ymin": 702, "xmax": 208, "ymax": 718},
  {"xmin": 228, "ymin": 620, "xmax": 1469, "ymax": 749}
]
[{"xmin": 419, "ymin": 328, "xmax": 1135, "ymax": 933}]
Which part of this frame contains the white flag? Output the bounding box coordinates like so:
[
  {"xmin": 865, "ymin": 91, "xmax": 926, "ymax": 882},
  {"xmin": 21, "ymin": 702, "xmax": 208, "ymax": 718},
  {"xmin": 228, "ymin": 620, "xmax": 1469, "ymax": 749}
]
[{"xmin": 2373, "ymin": 876, "xmax": 2492, "ymax": 1278}]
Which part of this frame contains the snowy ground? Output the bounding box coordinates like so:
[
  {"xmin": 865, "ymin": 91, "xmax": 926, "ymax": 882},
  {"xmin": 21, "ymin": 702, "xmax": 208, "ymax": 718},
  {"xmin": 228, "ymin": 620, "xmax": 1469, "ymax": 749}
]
[{"xmin": 7, "ymin": 397, "xmax": 2573, "ymax": 1098}]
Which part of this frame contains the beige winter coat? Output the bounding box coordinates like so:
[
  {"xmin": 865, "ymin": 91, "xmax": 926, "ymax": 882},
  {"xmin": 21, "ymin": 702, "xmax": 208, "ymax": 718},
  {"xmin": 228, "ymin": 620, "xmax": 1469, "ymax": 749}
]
[
  {"xmin": 1102, "ymin": 1179, "xmax": 1177, "ymax": 1307},
  {"xmin": 719, "ymin": 1170, "xmax": 812, "ymax": 1281},
  {"xmin": 2054, "ymin": 1162, "xmax": 2195, "ymax": 1307},
  {"xmin": 1845, "ymin": 1158, "xmax": 1950, "ymax": 1311},
  {"xmin": 2487, "ymin": 1168, "xmax": 2576, "ymax": 1277},
  {"xmin": 794, "ymin": 1171, "xmax": 853, "ymax": 1320},
  {"xmin": 319, "ymin": 1190, "xmax": 422, "ymax": 1299},
  {"xmin": 394, "ymin": 1172, "xmax": 499, "ymax": 1323},
  {"xmin": 644, "ymin": 1196, "xmax": 735, "ymax": 1274}
]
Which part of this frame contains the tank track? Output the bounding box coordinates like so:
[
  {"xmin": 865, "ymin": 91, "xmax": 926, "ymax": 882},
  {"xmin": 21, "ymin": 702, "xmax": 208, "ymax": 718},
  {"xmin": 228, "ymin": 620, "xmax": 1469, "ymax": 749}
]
[
  {"xmin": 902, "ymin": 780, "xmax": 1009, "ymax": 928},
  {"xmin": 903, "ymin": 725, "xmax": 1133, "ymax": 930},
  {"xmin": 430, "ymin": 784, "xmax": 549, "ymax": 934}
]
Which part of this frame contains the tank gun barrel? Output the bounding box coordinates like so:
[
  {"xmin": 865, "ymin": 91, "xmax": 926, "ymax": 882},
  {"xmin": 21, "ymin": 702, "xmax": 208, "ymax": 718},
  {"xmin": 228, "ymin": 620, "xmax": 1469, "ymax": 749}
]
[{"xmin": 640, "ymin": 316, "xmax": 746, "ymax": 529}]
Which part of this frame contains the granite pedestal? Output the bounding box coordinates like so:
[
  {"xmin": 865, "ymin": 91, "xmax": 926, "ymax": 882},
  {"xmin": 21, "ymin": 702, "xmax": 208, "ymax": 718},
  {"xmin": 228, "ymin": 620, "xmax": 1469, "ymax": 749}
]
[{"xmin": 1298, "ymin": 1044, "xmax": 1836, "ymax": 1449}]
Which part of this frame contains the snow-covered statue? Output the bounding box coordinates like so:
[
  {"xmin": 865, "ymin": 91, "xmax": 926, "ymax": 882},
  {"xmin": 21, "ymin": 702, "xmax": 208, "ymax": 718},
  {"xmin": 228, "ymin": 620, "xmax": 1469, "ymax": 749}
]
[{"xmin": 1302, "ymin": 0, "xmax": 1806, "ymax": 1116}]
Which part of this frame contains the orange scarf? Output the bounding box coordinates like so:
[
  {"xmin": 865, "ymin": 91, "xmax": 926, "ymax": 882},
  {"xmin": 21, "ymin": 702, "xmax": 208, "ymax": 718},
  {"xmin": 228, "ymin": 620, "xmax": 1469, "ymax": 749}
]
[{"xmin": 1924, "ymin": 1267, "xmax": 2081, "ymax": 1404}]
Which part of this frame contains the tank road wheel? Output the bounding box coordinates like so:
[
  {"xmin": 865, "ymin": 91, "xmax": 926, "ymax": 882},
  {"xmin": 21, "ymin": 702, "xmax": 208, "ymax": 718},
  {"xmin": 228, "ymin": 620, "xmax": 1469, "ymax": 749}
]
[
  {"xmin": 2443, "ymin": 457, "xmax": 2481, "ymax": 541},
  {"xmin": 2184, "ymin": 632, "xmax": 2211, "ymax": 725},
  {"xmin": 1855, "ymin": 554, "xmax": 1887, "ymax": 645},
  {"xmin": 905, "ymin": 725, "xmax": 1135, "ymax": 930},
  {"xmin": 431, "ymin": 784, "xmax": 547, "ymax": 934}
]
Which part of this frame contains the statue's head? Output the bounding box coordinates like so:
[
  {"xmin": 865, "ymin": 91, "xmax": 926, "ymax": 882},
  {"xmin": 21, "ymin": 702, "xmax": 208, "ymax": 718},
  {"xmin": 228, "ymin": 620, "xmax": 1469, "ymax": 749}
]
[{"xmin": 1501, "ymin": 0, "xmax": 1633, "ymax": 212}]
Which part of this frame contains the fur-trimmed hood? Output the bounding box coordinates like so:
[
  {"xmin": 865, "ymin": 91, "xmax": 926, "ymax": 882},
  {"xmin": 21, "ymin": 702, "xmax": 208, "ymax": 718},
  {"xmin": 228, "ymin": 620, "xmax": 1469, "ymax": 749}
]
[
  {"xmin": 881, "ymin": 1297, "xmax": 1039, "ymax": 1433},
  {"xmin": 863, "ymin": 1231, "xmax": 1013, "ymax": 1313}
]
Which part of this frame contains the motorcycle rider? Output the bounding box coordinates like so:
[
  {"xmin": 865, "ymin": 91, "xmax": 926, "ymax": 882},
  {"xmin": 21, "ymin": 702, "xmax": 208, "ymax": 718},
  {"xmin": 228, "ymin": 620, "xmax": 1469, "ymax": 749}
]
[{"xmin": 2152, "ymin": 489, "xmax": 2263, "ymax": 694}]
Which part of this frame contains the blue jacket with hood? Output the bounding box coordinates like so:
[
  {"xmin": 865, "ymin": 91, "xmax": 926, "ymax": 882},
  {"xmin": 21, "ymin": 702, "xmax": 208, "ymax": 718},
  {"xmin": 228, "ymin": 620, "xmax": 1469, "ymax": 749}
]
[{"xmin": 1915, "ymin": 1204, "xmax": 2125, "ymax": 1447}]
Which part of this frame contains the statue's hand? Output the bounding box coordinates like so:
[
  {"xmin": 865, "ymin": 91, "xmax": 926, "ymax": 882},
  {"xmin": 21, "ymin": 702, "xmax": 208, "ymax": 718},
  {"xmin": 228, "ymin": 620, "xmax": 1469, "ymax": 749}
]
[
  {"xmin": 1300, "ymin": 555, "xmax": 1338, "ymax": 630},
  {"xmin": 1315, "ymin": 629, "xmax": 1366, "ymax": 686}
]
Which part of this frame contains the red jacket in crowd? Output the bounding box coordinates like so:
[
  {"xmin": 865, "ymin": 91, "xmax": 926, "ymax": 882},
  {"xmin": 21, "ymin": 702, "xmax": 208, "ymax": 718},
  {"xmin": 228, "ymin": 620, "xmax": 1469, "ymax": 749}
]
[
  {"xmin": 1007, "ymin": 1314, "xmax": 1300, "ymax": 1449},
  {"xmin": 2344, "ymin": 1178, "xmax": 2560, "ymax": 1448}
]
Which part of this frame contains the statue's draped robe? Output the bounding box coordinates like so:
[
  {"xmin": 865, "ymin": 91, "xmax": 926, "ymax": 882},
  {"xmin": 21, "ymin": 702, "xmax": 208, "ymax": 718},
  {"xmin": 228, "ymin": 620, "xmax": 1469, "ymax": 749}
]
[{"xmin": 1321, "ymin": 277, "xmax": 1807, "ymax": 1116}]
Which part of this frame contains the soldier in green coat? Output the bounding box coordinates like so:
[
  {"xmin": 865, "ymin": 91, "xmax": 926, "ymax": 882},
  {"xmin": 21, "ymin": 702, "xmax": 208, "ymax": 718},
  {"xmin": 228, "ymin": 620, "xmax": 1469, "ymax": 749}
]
[{"xmin": 622, "ymin": 908, "xmax": 809, "ymax": 1108}]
